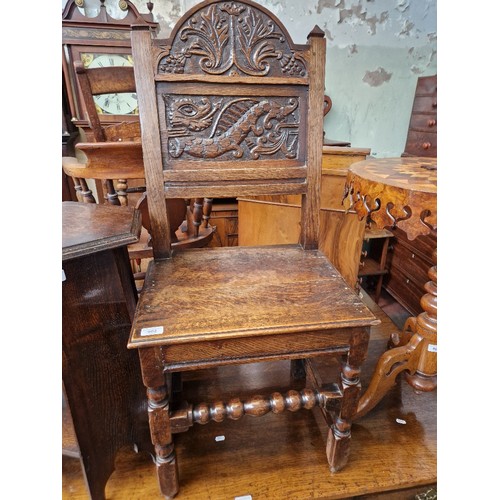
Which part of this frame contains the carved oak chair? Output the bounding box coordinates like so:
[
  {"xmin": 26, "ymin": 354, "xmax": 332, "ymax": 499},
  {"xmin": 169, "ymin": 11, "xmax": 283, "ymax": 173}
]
[{"xmin": 128, "ymin": 0, "xmax": 378, "ymax": 497}]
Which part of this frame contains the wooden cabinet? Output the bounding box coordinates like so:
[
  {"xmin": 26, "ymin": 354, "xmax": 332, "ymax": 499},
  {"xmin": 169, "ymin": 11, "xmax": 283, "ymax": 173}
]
[
  {"xmin": 384, "ymin": 227, "xmax": 436, "ymax": 316},
  {"xmin": 207, "ymin": 199, "xmax": 239, "ymax": 247},
  {"xmin": 62, "ymin": 202, "xmax": 151, "ymax": 500},
  {"xmin": 385, "ymin": 74, "xmax": 437, "ymax": 315},
  {"xmin": 238, "ymin": 146, "xmax": 371, "ymax": 289},
  {"xmin": 403, "ymin": 75, "xmax": 437, "ymax": 158}
]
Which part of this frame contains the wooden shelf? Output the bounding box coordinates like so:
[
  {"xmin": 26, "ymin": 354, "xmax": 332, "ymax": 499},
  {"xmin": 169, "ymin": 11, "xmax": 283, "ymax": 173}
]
[
  {"xmin": 363, "ymin": 227, "xmax": 394, "ymax": 240},
  {"xmin": 358, "ymin": 228, "xmax": 393, "ymax": 303},
  {"xmin": 358, "ymin": 257, "xmax": 389, "ymax": 277}
]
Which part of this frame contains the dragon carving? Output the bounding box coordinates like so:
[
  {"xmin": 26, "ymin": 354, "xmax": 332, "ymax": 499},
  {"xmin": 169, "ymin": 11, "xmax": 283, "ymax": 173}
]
[{"xmin": 164, "ymin": 95, "xmax": 300, "ymax": 160}]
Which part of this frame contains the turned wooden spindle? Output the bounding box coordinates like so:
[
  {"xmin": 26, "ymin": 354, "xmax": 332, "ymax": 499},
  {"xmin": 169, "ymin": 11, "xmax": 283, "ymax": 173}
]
[
  {"xmin": 105, "ymin": 179, "xmax": 120, "ymax": 206},
  {"xmin": 116, "ymin": 179, "xmax": 129, "ymax": 206},
  {"xmin": 193, "ymin": 389, "xmax": 322, "ymax": 424},
  {"xmin": 202, "ymin": 198, "xmax": 213, "ymax": 228},
  {"xmin": 192, "ymin": 198, "xmax": 203, "ymax": 237},
  {"xmin": 76, "ymin": 178, "xmax": 96, "ymax": 203},
  {"xmin": 169, "ymin": 388, "xmax": 342, "ymax": 431}
]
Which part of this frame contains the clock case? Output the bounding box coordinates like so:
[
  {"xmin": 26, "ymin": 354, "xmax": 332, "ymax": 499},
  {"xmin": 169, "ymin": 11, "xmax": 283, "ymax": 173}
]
[{"xmin": 62, "ymin": 0, "xmax": 158, "ymax": 141}]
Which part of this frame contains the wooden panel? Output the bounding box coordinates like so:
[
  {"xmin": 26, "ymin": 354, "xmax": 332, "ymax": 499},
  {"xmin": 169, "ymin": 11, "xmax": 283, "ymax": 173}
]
[
  {"xmin": 163, "ymin": 328, "xmax": 354, "ymax": 371},
  {"xmin": 238, "ymin": 200, "xmax": 300, "ymax": 246},
  {"xmin": 62, "ymin": 242, "xmax": 151, "ymax": 499},
  {"xmin": 319, "ymin": 209, "xmax": 366, "ymax": 288}
]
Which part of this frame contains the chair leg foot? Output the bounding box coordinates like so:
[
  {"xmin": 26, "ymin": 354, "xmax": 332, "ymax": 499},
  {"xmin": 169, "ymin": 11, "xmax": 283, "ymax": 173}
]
[
  {"xmin": 157, "ymin": 454, "xmax": 179, "ymax": 499},
  {"xmin": 326, "ymin": 424, "xmax": 351, "ymax": 472}
]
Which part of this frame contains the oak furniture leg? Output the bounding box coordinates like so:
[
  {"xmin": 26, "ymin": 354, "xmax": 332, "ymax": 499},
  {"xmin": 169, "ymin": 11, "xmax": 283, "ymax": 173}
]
[
  {"xmin": 140, "ymin": 349, "xmax": 179, "ymax": 499},
  {"xmin": 327, "ymin": 328, "xmax": 369, "ymax": 470},
  {"xmin": 355, "ymin": 249, "xmax": 437, "ymax": 419}
]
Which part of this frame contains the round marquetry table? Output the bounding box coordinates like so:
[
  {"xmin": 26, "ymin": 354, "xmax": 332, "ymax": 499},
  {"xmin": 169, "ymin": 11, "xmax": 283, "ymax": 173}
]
[{"xmin": 342, "ymin": 157, "xmax": 437, "ymax": 419}]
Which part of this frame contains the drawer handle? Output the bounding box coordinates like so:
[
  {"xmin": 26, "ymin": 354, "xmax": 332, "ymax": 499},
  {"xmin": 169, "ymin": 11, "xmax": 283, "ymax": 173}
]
[
  {"xmin": 422, "ymin": 142, "xmax": 431, "ymax": 150},
  {"xmin": 427, "ymin": 119, "xmax": 436, "ymax": 127},
  {"xmin": 406, "ymin": 278, "xmax": 410, "ymax": 284},
  {"xmin": 411, "ymin": 253, "xmax": 415, "ymax": 259}
]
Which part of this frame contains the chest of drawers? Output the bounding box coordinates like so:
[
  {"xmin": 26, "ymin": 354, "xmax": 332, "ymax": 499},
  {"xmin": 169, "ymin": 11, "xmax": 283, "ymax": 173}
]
[
  {"xmin": 403, "ymin": 75, "xmax": 437, "ymax": 158},
  {"xmin": 385, "ymin": 227, "xmax": 437, "ymax": 316}
]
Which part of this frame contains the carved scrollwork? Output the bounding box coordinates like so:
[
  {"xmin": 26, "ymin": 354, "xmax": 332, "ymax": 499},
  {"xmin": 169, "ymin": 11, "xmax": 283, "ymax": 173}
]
[
  {"xmin": 158, "ymin": 2, "xmax": 307, "ymax": 77},
  {"xmin": 343, "ymin": 157, "xmax": 437, "ymax": 241},
  {"xmin": 163, "ymin": 94, "xmax": 301, "ymax": 161}
]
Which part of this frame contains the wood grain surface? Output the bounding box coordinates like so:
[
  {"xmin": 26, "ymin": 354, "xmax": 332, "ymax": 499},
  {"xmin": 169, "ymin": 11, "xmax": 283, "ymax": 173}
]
[{"xmin": 129, "ymin": 245, "xmax": 377, "ymax": 347}]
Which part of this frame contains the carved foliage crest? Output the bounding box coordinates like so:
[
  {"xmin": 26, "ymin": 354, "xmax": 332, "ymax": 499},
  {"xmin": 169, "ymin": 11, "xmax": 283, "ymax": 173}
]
[{"xmin": 158, "ymin": 1, "xmax": 307, "ymax": 77}]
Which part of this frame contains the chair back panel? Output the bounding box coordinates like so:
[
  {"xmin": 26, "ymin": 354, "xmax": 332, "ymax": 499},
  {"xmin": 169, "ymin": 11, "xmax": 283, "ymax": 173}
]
[{"xmin": 132, "ymin": 0, "xmax": 325, "ymax": 257}]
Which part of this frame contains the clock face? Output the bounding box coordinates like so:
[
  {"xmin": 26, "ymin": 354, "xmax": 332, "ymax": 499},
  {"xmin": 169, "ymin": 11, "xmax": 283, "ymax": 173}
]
[{"xmin": 81, "ymin": 53, "xmax": 138, "ymax": 116}]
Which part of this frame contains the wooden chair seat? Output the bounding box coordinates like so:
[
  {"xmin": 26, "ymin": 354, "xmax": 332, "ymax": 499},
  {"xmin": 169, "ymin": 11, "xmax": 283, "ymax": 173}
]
[{"xmin": 129, "ymin": 245, "xmax": 375, "ymax": 362}]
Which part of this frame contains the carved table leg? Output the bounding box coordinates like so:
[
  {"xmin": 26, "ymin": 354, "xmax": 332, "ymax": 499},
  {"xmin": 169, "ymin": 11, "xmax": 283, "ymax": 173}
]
[
  {"xmin": 404, "ymin": 249, "xmax": 437, "ymax": 392},
  {"xmin": 327, "ymin": 328, "xmax": 369, "ymax": 471},
  {"xmin": 139, "ymin": 349, "xmax": 179, "ymax": 499},
  {"xmin": 354, "ymin": 249, "xmax": 437, "ymax": 419}
]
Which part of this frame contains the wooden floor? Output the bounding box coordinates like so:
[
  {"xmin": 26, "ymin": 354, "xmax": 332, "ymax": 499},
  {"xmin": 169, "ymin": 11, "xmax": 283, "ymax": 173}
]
[{"xmin": 62, "ymin": 292, "xmax": 436, "ymax": 499}]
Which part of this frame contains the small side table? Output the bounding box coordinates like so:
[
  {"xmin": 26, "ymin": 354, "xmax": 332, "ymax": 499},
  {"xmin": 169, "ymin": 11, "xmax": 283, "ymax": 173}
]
[
  {"xmin": 343, "ymin": 157, "xmax": 437, "ymax": 418},
  {"xmin": 62, "ymin": 202, "xmax": 152, "ymax": 499}
]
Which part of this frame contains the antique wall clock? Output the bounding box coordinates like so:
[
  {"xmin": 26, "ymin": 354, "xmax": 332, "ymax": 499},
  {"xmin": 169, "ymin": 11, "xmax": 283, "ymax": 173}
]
[
  {"xmin": 62, "ymin": 0, "xmax": 157, "ymax": 136},
  {"xmin": 82, "ymin": 53, "xmax": 138, "ymax": 116}
]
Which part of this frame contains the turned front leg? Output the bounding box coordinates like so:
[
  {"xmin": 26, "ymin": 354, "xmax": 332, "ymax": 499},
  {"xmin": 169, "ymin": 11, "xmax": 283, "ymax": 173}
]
[
  {"xmin": 327, "ymin": 328, "xmax": 369, "ymax": 471},
  {"xmin": 139, "ymin": 348, "xmax": 179, "ymax": 499}
]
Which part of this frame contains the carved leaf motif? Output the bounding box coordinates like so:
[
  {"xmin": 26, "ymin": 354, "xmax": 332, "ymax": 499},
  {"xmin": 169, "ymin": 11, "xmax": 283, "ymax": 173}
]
[
  {"xmin": 180, "ymin": 5, "xmax": 231, "ymax": 74},
  {"xmin": 235, "ymin": 7, "xmax": 284, "ymax": 75},
  {"xmin": 157, "ymin": 2, "xmax": 307, "ymax": 77}
]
